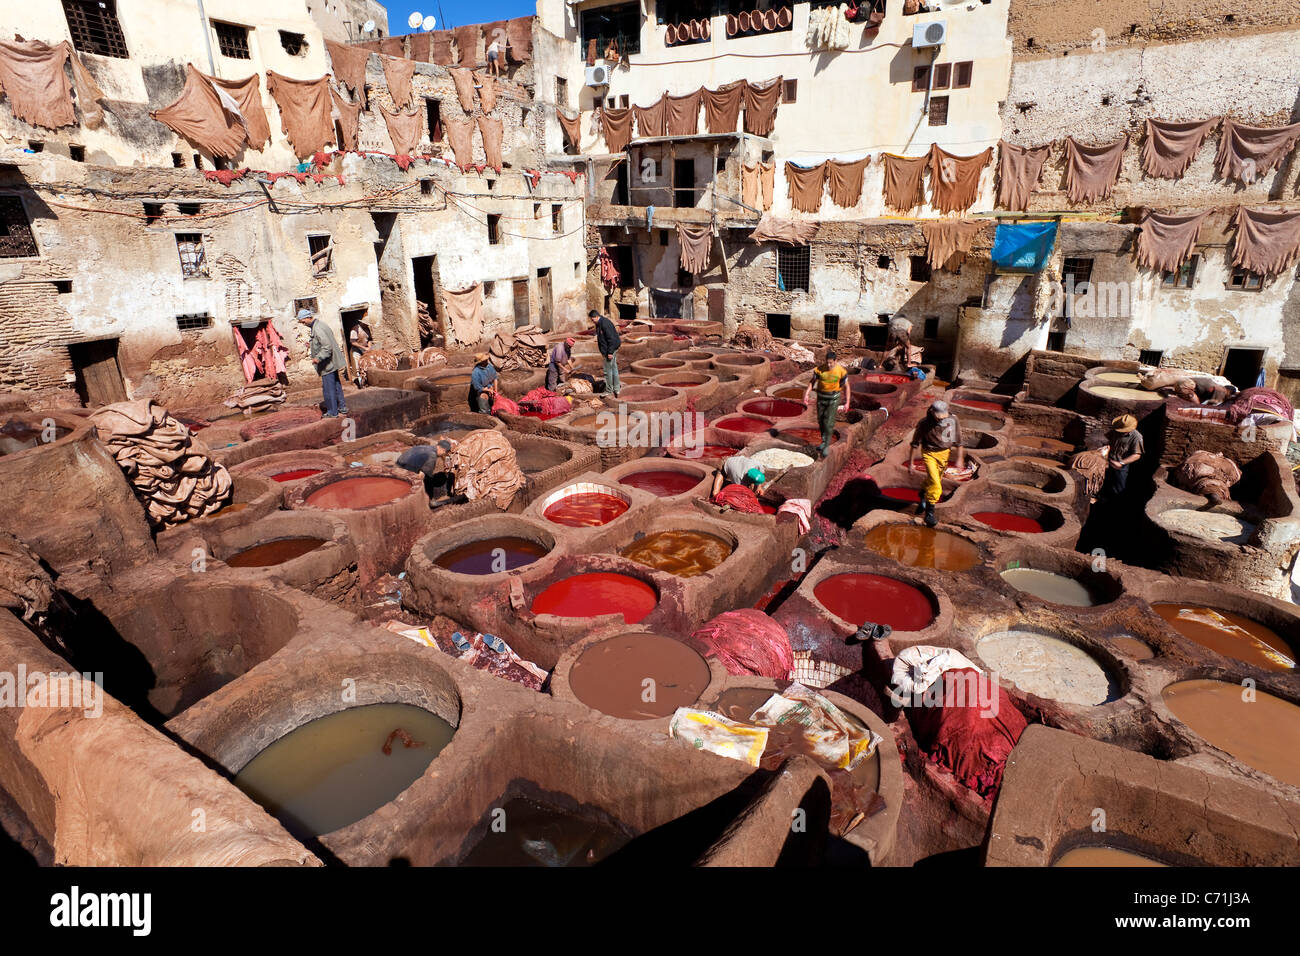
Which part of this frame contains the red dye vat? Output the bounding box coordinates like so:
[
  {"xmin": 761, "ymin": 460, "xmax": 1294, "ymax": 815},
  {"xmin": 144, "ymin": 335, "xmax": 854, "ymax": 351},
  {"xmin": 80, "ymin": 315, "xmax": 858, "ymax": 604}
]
[
  {"xmin": 699, "ymin": 444, "xmax": 740, "ymax": 459},
  {"xmin": 531, "ymin": 572, "xmax": 657, "ymax": 623},
  {"xmin": 272, "ymin": 468, "xmax": 323, "ymax": 482},
  {"xmin": 879, "ymin": 486, "xmax": 921, "ymax": 502},
  {"xmin": 305, "ymin": 476, "xmax": 411, "ymax": 510},
  {"xmin": 973, "ymin": 511, "xmax": 1045, "ymax": 533},
  {"xmin": 658, "ymin": 379, "xmax": 703, "ymax": 387},
  {"xmin": 780, "ymin": 427, "xmax": 838, "ymax": 445},
  {"xmin": 714, "ymin": 415, "xmax": 773, "ymax": 434},
  {"xmin": 618, "ymin": 470, "xmax": 702, "ymax": 496},
  {"xmin": 543, "ymin": 492, "xmax": 629, "ymax": 527},
  {"xmin": 814, "ymin": 572, "xmax": 934, "ymax": 630},
  {"xmin": 864, "ymin": 373, "xmax": 911, "ymax": 385},
  {"xmin": 741, "ymin": 398, "xmax": 806, "ymax": 418},
  {"xmin": 953, "ymin": 399, "xmax": 1004, "ymax": 412},
  {"xmin": 518, "ymin": 408, "xmax": 566, "ymax": 421}
]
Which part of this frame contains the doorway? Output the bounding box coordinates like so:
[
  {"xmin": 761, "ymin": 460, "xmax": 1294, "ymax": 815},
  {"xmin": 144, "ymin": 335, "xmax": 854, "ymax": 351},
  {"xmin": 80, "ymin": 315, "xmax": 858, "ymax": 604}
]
[
  {"xmin": 708, "ymin": 288, "xmax": 725, "ymax": 324},
  {"xmin": 68, "ymin": 338, "xmax": 127, "ymax": 406},
  {"xmin": 673, "ymin": 158, "xmax": 695, "ymax": 208},
  {"xmin": 613, "ymin": 162, "xmax": 629, "ymax": 205},
  {"xmin": 1222, "ymin": 347, "xmax": 1266, "ymax": 390},
  {"xmin": 765, "ymin": 313, "xmax": 791, "ymax": 338},
  {"xmin": 341, "ymin": 308, "xmax": 369, "ymax": 377},
  {"xmin": 536, "ymin": 267, "xmax": 553, "ymax": 332},
  {"xmin": 424, "ymin": 98, "xmax": 442, "ymax": 143},
  {"xmin": 411, "ymin": 255, "xmax": 442, "ymax": 346},
  {"xmin": 513, "ymin": 278, "xmax": 531, "ymax": 328}
]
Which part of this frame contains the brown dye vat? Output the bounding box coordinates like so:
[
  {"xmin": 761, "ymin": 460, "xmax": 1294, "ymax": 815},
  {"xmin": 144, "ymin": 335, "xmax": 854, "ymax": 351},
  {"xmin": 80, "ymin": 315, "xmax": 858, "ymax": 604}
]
[
  {"xmin": 225, "ymin": 537, "xmax": 327, "ymax": 568},
  {"xmin": 619, "ymin": 529, "xmax": 732, "ymax": 577},
  {"xmin": 1012, "ymin": 455, "xmax": 1069, "ymax": 470},
  {"xmin": 512, "ymin": 443, "xmax": 570, "ymax": 474},
  {"xmin": 0, "ymin": 421, "xmax": 71, "ymax": 454},
  {"xmin": 1152, "ymin": 604, "xmax": 1295, "ymax": 672},
  {"xmin": 305, "ymin": 476, "xmax": 412, "ymax": 510},
  {"xmin": 1162, "ymin": 679, "xmax": 1300, "ymax": 787},
  {"xmin": 712, "ymin": 686, "xmax": 880, "ymax": 791},
  {"xmin": 1054, "ymin": 847, "xmax": 1168, "ymax": 867},
  {"xmin": 1015, "ymin": 436, "xmax": 1075, "ymax": 453},
  {"xmin": 774, "ymin": 387, "xmax": 806, "ymax": 400},
  {"xmin": 862, "ymin": 524, "xmax": 982, "ymax": 571},
  {"xmin": 433, "ymin": 373, "xmax": 473, "ymax": 386},
  {"xmin": 568, "ymin": 633, "xmax": 711, "ymax": 719},
  {"xmin": 459, "ymin": 797, "xmax": 631, "ymax": 866},
  {"xmin": 1109, "ymin": 636, "xmax": 1155, "ymax": 660},
  {"xmin": 210, "ymin": 501, "xmax": 250, "ymax": 517},
  {"xmin": 434, "ymin": 537, "xmax": 548, "ymax": 574}
]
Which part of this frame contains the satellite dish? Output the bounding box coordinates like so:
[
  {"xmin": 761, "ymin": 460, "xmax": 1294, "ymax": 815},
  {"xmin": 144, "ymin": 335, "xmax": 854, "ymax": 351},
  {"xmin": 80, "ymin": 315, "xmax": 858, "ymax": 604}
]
[
  {"xmin": 407, "ymin": 11, "xmax": 423, "ymax": 29},
  {"xmin": 422, "ymin": 15, "xmax": 436, "ymax": 30},
  {"xmin": 362, "ymin": 19, "xmax": 376, "ymax": 33}
]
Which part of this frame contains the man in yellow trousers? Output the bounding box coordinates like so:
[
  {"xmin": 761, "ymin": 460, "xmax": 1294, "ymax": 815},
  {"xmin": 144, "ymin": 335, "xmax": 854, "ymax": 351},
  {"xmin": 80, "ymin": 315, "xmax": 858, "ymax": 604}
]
[{"xmin": 907, "ymin": 399, "xmax": 964, "ymax": 528}]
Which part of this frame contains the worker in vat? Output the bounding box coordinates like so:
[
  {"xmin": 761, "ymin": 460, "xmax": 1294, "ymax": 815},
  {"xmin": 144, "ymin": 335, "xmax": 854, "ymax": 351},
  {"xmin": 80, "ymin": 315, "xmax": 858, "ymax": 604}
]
[
  {"xmin": 907, "ymin": 399, "xmax": 964, "ymax": 528},
  {"xmin": 710, "ymin": 454, "xmax": 770, "ymax": 499},
  {"xmin": 1097, "ymin": 414, "xmax": 1144, "ymax": 503},
  {"xmin": 298, "ymin": 306, "xmax": 349, "ymax": 419},
  {"xmin": 803, "ymin": 350, "xmax": 851, "ymax": 460},
  {"xmin": 468, "ymin": 352, "xmax": 499, "ymax": 415},
  {"xmin": 592, "ymin": 309, "xmax": 622, "ymax": 398},
  {"xmin": 546, "ymin": 336, "xmax": 577, "ymax": 391}
]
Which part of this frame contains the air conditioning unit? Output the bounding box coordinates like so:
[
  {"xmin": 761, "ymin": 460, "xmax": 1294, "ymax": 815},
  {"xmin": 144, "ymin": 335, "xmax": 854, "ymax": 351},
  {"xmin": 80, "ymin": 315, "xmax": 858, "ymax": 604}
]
[
  {"xmin": 913, "ymin": 20, "xmax": 947, "ymax": 48},
  {"xmin": 585, "ymin": 64, "xmax": 610, "ymax": 87}
]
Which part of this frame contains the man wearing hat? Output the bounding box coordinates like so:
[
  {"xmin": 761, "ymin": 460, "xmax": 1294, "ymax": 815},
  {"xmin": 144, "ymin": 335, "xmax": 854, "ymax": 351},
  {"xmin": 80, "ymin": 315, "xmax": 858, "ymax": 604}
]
[
  {"xmin": 710, "ymin": 454, "xmax": 769, "ymax": 499},
  {"xmin": 803, "ymin": 349, "xmax": 851, "ymax": 459},
  {"xmin": 547, "ymin": 336, "xmax": 577, "ymax": 391},
  {"xmin": 297, "ymin": 307, "xmax": 348, "ymax": 418},
  {"xmin": 908, "ymin": 399, "xmax": 964, "ymax": 527},
  {"xmin": 1099, "ymin": 414, "xmax": 1144, "ymax": 501},
  {"xmin": 469, "ymin": 352, "xmax": 498, "ymax": 414},
  {"xmin": 591, "ymin": 309, "xmax": 621, "ymax": 397}
]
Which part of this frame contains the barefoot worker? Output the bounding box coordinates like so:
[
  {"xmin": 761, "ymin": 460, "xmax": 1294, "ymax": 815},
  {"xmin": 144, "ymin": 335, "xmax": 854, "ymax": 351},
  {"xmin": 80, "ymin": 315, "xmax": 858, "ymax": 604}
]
[{"xmin": 908, "ymin": 399, "xmax": 964, "ymax": 527}]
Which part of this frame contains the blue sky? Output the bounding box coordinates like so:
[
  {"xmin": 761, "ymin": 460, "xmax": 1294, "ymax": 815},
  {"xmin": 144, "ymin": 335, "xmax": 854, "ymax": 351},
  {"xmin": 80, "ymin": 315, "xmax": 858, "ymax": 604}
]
[{"xmin": 388, "ymin": 0, "xmax": 536, "ymax": 32}]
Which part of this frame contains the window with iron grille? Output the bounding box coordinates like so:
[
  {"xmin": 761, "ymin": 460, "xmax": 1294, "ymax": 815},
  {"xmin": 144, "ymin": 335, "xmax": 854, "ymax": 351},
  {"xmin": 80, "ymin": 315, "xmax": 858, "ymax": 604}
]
[
  {"xmin": 953, "ymin": 61, "xmax": 973, "ymax": 89},
  {"xmin": 927, "ymin": 96, "xmax": 949, "ymax": 126},
  {"xmin": 552, "ymin": 204, "xmax": 562, "ymax": 233},
  {"xmin": 912, "ymin": 65, "xmax": 930, "ymax": 93},
  {"xmin": 580, "ymin": 4, "xmax": 641, "ymax": 61},
  {"xmin": 175, "ymin": 313, "xmax": 213, "ymax": 332},
  {"xmin": 175, "ymin": 233, "xmax": 208, "ymax": 277},
  {"xmin": 308, "ymin": 234, "xmax": 333, "ymax": 275},
  {"xmin": 279, "ymin": 31, "xmax": 306, "ymax": 56},
  {"xmin": 1138, "ymin": 349, "xmax": 1164, "ymax": 366},
  {"xmin": 62, "ymin": 0, "xmax": 129, "ymax": 59},
  {"xmin": 0, "ymin": 196, "xmax": 38, "ymax": 259},
  {"xmin": 823, "ymin": 314, "xmax": 839, "ymax": 339},
  {"xmin": 932, "ymin": 64, "xmax": 951, "ymax": 90},
  {"xmin": 1162, "ymin": 254, "xmax": 1199, "ymax": 289},
  {"xmin": 214, "ymin": 21, "xmax": 251, "ymax": 60},
  {"xmin": 776, "ymin": 246, "xmax": 809, "ymax": 292},
  {"xmin": 782, "ymin": 80, "xmax": 797, "ymax": 103},
  {"xmin": 1062, "ymin": 257, "xmax": 1094, "ymax": 289},
  {"xmin": 1229, "ymin": 267, "xmax": 1263, "ymax": 291}
]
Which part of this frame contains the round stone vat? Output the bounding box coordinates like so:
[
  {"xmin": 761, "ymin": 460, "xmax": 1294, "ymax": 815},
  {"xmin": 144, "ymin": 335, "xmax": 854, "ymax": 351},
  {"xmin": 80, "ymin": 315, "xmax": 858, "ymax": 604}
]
[
  {"xmin": 861, "ymin": 523, "xmax": 984, "ymax": 571},
  {"xmin": 714, "ymin": 414, "xmax": 775, "ymax": 437},
  {"xmin": 813, "ymin": 571, "xmax": 939, "ymax": 632},
  {"xmin": 711, "ymin": 353, "xmax": 771, "ymax": 386},
  {"xmin": 772, "ymin": 385, "xmax": 809, "ymax": 400},
  {"xmin": 209, "ymin": 511, "xmax": 355, "ymax": 597},
  {"xmin": 303, "ymin": 473, "xmax": 415, "ymax": 510},
  {"xmin": 958, "ymin": 495, "xmax": 1068, "ymax": 536},
  {"xmin": 1152, "ymin": 505, "xmax": 1257, "ymax": 546},
  {"xmin": 497, "ymin": 367, "xmax": 546, "ymax": 399},
  {"xmin": 530, "ymin": 570, "xmax": 659, "ymax": 625},
  {"xmin": 959, "ymin": 426, "xmax": 999, "ymax": 451},
  {"xmin": 231, "ymin": 449, "xmax": 345, "ymax": 487},
  {"xmin": 556, "ymin": 632, "xmax": 716, "ymax": 719},
  {"xmin": 0, "ymin": 411, "xmax": 83, "ymax": 459},
  {"xmin": 1161, "ymin": 678, "xmax": 1300, "ymax": 787},
  {"xmin": 607, "ymin": 459, "xmax": 710, "ymax": 498},
  {"xmin": 649, "ymin": 370, "xmax": 719, "ymax": 403},
  {"xmin": 976, "ymin": 628, "xmax": 1121, "ymax": 706},
  {"xmin": 507, "ymin": 433, "xmax": 573, "ymax": 475},
  {"xmin": 82, "ymin": 579, "xmax": 302, "ymax": 720},
  {"xmin": 539, "ymin": 482, "xmax": 632, "ymax": 528},
  {"xmin": 417, "ymin": 415, "xmax": 499, "ymax": 443},
  {"xmin": 664, "ymin": 426, "xmax": 747, "ymax": 465},
  {"xmin": 416, "ymin": 366, "xmax": 478, "ymax": 410},
  {"xmin": 850, "ymin": 378, "xmax": 899, "ymax": 397},
  {"xmin": 1084, "ymin": 368, "xmax": 1146, "ymax": 387},
  {"xmin": 1009, "ymin": 433, "xmax": 1076, "ymax": 456},
  {"xmin": 946, "ymin": 389, "xmax": 1011, "ymax": 412},
  {"xmin": 662, "ymin": 349, "xmax": 714, "ymax": 369},
  {"xmin": 740, "ymin": 397, "xmax": 807, "ymax": 419},
  {"xmin": 985, "ymin": 459, "xmax": 1071, "ymax": 496},
  {"xmin": 614, "ymin": 384, "xmax": 684, "ymax": 411},
  {"xmin": 237, "ymin": 407, "xmax": 323, "ymax": 442},
  {"xmin": 671, "ymin": 318, "xmax": 723, "ymax": 338},
  {"xmin": 618, "ymin": 524, "xmax": 738, "ymax": 577},
  {"xmin": 994, "ymin": 544, "xmax": 1122, "ymax": 607},
  {"xmin": 173, "ymin": 472, "xmax": 283, "ymax": 535},
  {"xmin": 777, "ymin": 425, "xmax": 840, "ymax": 447},
  {"xmin": 1076, "ymin": 379, "xmax": 1164, "ymax": 420},
  {"xmin": 631, "ymin": 358, "xmax": 688, "ymax": 376},
  {"xmin": 1139, "ymin": 577, "xmax": 1299, "ymax": 672}
]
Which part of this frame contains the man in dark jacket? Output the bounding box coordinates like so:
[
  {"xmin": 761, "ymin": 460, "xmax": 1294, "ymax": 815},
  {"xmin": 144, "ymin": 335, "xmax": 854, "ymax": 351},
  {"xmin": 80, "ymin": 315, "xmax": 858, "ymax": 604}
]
[
  {"xmin": 907, "ymin": 399, "xmax": 964, "ymax": 527},
  {"xmin": 591, "ymin": 309, "xmax": 621, "ymax": 397},
  {"xmin": 298, "ymin": 307, "xmax": 348, "ymax": 418}
]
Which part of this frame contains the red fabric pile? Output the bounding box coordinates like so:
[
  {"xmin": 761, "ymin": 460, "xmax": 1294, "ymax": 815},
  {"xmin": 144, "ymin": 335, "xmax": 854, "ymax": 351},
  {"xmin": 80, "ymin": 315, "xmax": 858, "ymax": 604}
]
[
  {"xmin": 689, "ymin": 609, "xmax": 793, "ymax": 679},
  {"xmin": 517, "ymin": 387, "xmax": 571, "ymax": 419},
  {"xmin": 713, "ymin": 483, "xmax": 774, "ymax": 514},
  {"xmin": 905, "ymin": 668, "xmax": 1027, "ymax": 799},
  {"xmin": 491, "ymin": 391, "xmax": 520, "ymax": 416},
  {"xmin": 598, "ymin": 246, "xmax": 620, "ymax": 289},
  {"xmin": 1225, "ymin": 387, "xmax": 1294, "ymax": 424},
  {"xmin": 202, "ymin": 168, "xmax": 250, "ymax": 186}
]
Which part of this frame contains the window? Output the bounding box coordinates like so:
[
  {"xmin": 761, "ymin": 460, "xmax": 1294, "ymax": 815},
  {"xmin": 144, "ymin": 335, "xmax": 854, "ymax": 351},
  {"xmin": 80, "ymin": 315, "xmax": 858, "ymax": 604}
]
[
  {"xmin": 776, "ymin": 246, "xmax": 810, "ymax": 292},
  {"xmin": 931, "ymin": 63, "xmax": 951, "ymax": 90},
  {"xmin": 823, "ymin": 314, "xmax": 839, "ymax": 339},
  {"xmin": 574, "ymin": 261, "xmax": 581, "ymax": 277},
  {"xmin": 580, "ymin": 3, "xmax": 641, "ymax": 61},
  {"xmin": 862, "ymin": 322, "xmax": 889, "ymax": 349},
  {"xmin": 175, "ymin": 313, "xmax": 212, "ymax": 332},
  {"xmin": 1062, "ymin": 257, "xmax": 1094, "ymax": 288},
  {"xmin": 308, "ymin": 234, "xmax": 333, "ymax": 275},
  {"xmin": 928, "ymin": 96, "xmax": 949, "ymax": 126},
  {"xmin": 1138, "ymin": 349, "xmax": 1164, "ymax": 366},
  {"xmin": 62, "ymin": 0, "xmax": 129, "ymax": 59},
  {"xmin": 659, "ymin": 230, "xmax": 669, "ymax": 246},
  {"xmin": 485, "ymin": 179, "xmax": 495, "ymax": 191},
  {"xmin": 606, "ymin": 97, "xmax": 616, "ymax": 109},
  {"xmin": 619, "ymin": 95, "xmax": 629, "ymax": 109},
  {"xmin": 484, "ymin": 281, "xmax": 496, "ymax": 296},
  {"xmin": 425, "ymin": 99, "xmax": 442, "ymax": 143},
  {"xmin": 677, "ymin": 267, "xmax": 694, "ymax": 288},
  {"xmin": 143, "ymin": 202, "xmax": 163, "ymax": 224},
  {"xmin": 912, "ymin": 65, "xmax": 930, "ymax": 93},
  {"xmin": 611, "ymin": 245, "xmax": 634, "ymax": 287},
  {"xmin": 54, "ymin": 280, "xmax": 72, "ymax": 294},
  {"xmin": 783, "ymin": 79, "xmax": 797, "ymax": 103},
  {"xmin": 1229, "ymin": 268, "xmax": 1263, "ymax": 291},
  {"xmin": 177, "ymin": 202, "xmax": 200, "ymax": 216},
  {"xmin": 487, "ymin": 214, "xmax": 502, "ymax": 245},
  {"xmin": 717, "ymin": 155, "xmax": 726, "ymax": 173},
  {"xmin": 1046, "ymin": 330, "xmax": 1067, "ymax": 351},
  {"xmin": 924, "ymin": 316, "xmax": 940, "ymax": 339},
  {"xmin": 552, "ymin": 204, "xmax": 562, "ymax": 233},
  {"xmin": 909, "ymin": 255, "xmax": 931, "ymax": 282},
  {"xmin": 69, "ymin": 145, "xmax": 85, "ymax": 162},
  {"xmin": 556, "ymin": 77, "xmax": 568, "ymax": 108},
  {"xmin": 293, "ymin": 296, "xmax": 319, "ymax": 316},
  {"xmin": 953, "ymin": 61, "xmax": 973, "ymax": 89},
  {"xmin": 192, "ymin": 153, "xmax": 202, "ymax": 169},
  {"xmin": 1162, "ymin": 254, "xmax": 1199, "ymax": 289},
  {"xmin": 766, "ymin": 313, "xmax": 792, "ymax": 338},
  {"xmin": 27, "ymin": 141, "xmax": 43, "ymax": 153},
  {"xmin": 175, "ymin": 233, "xmax": 208, "ymax": 277},
  {"xmin": 0, "ymin": 196, "xmax": 38, "ymax": 258},
  {"xmin": 171, "ymin": 152, "xmax": 183, "ymax": 168},
  {"xmin": 877, "ymin": 255, "xmax": 891, "ymax": 269},
  {"xmin": 279, "ymin": 31, "xmax": 307, "ymax": 56},
  {"xmin": 213, "ymin": 21, "xmax": 251, "ymax": 60},
  {"xmin": 420, "ymin": 179, "xmax": 433, "ymax": 195}
]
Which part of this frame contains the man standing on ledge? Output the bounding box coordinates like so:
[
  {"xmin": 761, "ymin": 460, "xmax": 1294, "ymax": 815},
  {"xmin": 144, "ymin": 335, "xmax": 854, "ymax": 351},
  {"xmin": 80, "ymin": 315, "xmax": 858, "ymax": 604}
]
[
  {"xmin": 908, "ymin": 399, "xmax": 964, "ymax": 528},
  {"xmin": 592, "ymin": 309, "xmax": 621, "ymax": 398},
  {"xmin": 1099, "ymin": 414, "xmax": 1143, "ymax": 502},
  {"xmin": 803, "ymin": 350, "xmax": 850, "ymax": 459},
  {"xmin": 298, "ymin": 307, "xmax": 348, "ymax": 419},
  {"xmin": 469, "ymin": 352, "xmax": 498, "ymax": 414}
]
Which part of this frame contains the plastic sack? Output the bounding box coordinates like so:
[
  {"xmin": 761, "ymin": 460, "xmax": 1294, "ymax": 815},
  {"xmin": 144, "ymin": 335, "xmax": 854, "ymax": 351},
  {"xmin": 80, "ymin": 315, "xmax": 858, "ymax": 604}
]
[
  {"xmin": 669, "ymin": 708, "xmax": 768, "ymax": 766},
  {"xmin": 748, "ymin": 682, "xmax": 881, "ymax": 771}
]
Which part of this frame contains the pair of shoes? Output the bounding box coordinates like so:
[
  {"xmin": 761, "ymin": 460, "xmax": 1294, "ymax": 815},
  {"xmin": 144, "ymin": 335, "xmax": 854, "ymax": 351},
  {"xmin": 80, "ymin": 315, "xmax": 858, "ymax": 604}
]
[
  {"xmin": 323, "ymin": 412, "xmax": 338, "ymax": 419},
  {"xmin": 851, "ymin": 621, "xmax": 893, "ymax": 643},
  {"xmin": 481, "ymin": 633, "xmax": 506, "ymax": 654},
  {"xmin": 451, "ymin": 632, "xmax": 471, "ymax": 653},
  {"xmin": 339, "ymin": 407, "xmax": 349, "ymax": 415}
]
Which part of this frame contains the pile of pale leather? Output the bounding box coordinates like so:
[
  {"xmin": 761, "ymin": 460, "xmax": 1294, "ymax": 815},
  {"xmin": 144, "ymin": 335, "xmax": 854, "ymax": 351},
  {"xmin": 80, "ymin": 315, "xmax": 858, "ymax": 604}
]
[
  {"xmin": 489, "ymin": 324, "xmax": 550, "ymax": 371},
  {"xmin": 89, "ymin": 400, "xmax": 233, "ymax": 528},
  {"xmin": 0, "ymin": 532, "xmax": 55, "ymax": 623},
  {"xmin": 222, "ymin": 380, "xmax": 285, "ymax": 414}
]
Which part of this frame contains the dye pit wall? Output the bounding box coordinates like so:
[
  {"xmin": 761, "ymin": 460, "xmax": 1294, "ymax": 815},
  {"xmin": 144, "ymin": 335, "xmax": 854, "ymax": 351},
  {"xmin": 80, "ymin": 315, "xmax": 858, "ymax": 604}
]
[{"xmin": 202, "ymin": 511, "xmax": 359, "ymax": 605}]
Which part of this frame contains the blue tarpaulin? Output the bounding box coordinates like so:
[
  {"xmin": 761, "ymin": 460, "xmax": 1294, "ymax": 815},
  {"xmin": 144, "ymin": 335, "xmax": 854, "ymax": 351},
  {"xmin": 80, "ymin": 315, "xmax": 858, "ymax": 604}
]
[{"xmin": 991, "ymin": 221, "xmax": 1059, "ymax": 273}]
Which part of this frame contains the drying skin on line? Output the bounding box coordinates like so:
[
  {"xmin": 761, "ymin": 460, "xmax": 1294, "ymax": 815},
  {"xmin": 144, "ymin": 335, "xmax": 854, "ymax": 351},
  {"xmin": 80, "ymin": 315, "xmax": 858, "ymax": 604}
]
[
  {"xmin": 558, "ymin": 110, "xmax": 582, "ymax": 149},
  {"xmin": 430, "ymin": 31, "xmax": 455, "ymax": 66},
  {"xmin": 1214, "ymin": 117, "xmax": 1300, "ymax": 184},
  {"xmin": 381, "ymin": 106, "xmax": 422, "ymax": 157},
  {"xmin": 882, "ymin": 152, "xmax": 928, "ymax": 213},
  {"xmin": 928, "ymin": 144, "xmax": 992, "ymax": 215},
  {"xmin": 750, "ymin": 214, "xmax": 819, "ymax": 244},
  {"xmin": 760, "ymin": 161, "xmax": 774, "ymax": 210},
  {"xmin": 0, "ymin": 38, "xmax": 104, "ymax": 130},
  {"xmin": 995, "ymin": 141, "xmax": 1049, "ymax": 211},
  {"xmin": 1063, "ymin": 135, "xmax": 1128, "ymax": 204},
  {"xmin": 825, "ymin": 157, "xmax": 870, "ymax": 208},
  {"xmin": 445, "ymin": 115, "xmax": 474, "ymax": 168},
  {"xmin": 325, "ymin": 40, "xmax": 370, "ymax": 107},
  {"xmin": 633, "ymin": 95, "xmax": 668, "ymax": 138},
  {"xmin": 478, "ymin": 115, "xmax": 504, "ymax": 172},
  {"xmin": 330, "ymin": 87, "xmax": 361, "ymax": 151},
  {"xmin": 703, "ymin": 81, "xmax": 745, "ymax": 133},
  {"xmin": 1230, "ymin": 206, "xmax": 1300, "ymax": 277},
  {"xmin": 208, "ymin": 73, "xmax": 271, "ymax": 151},
  {"xmin": 786, "ymin": 161, "xmax": 827, "ymax": 213},
  {"xmin": 152, "ymin": 64, "xmax": 248, "ymax": 159},
  {"xmin": 1140, "ymin": 117, "xmax": 1219, "ymax": 179},
  {"xmin": 1135, "ymin": 210, "xmax": 1211, "ymax": 274},
  {"xmin": 677, "ymin": 223, "xmax": 713, "ymax": 275},
  {"xmin": 453, "ymin": 25, "xmax": 479, "ymax": 67},
  {"xmin": 506, "ymin": 18, "xmax": 534, "ymax": 62},
  {"xmin": 600, "ymin": 106, "xmax": 633, "ymax": 153},
  {"xmin": 407, "ymin": 32, "xmax": 430, "ymax": 63},
  {"xmin": 666, "ymin": 89, "xmax": 702, "ymax": 136},
  {"xmin": 922, "ymin": 219, "xmax": 987, "ymax": 271},
  {"xmin": 476, "ymin": 74, "xmax": 497, "ymax": 114},
  {"xmin": 266, "ymin": 72, "xmax": 335, "ymax": 159},
  {"xmin": 449, "ymin": 68, "xmax": 476, "ymax": 114},
  {"xmin": 382, "ymin": 55, "xmax": 415, "ymax": 110},
  {"xmin": 378, "ymin": 36, "xmax": 404, "ymax": 58},
  {"xmin": 743, "ymin": 76, "xmax": 782, "ymax": 136},
  {"xmin": 442, "ymin": 283, "xmax": 485, "ymax": 343}
]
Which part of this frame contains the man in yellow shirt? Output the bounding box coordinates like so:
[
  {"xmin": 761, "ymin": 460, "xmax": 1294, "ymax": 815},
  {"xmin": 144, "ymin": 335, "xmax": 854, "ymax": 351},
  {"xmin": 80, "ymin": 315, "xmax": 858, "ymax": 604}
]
[{"xmin": 802, "ymin": 350, "xmax": 851, "ymax": 459}]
